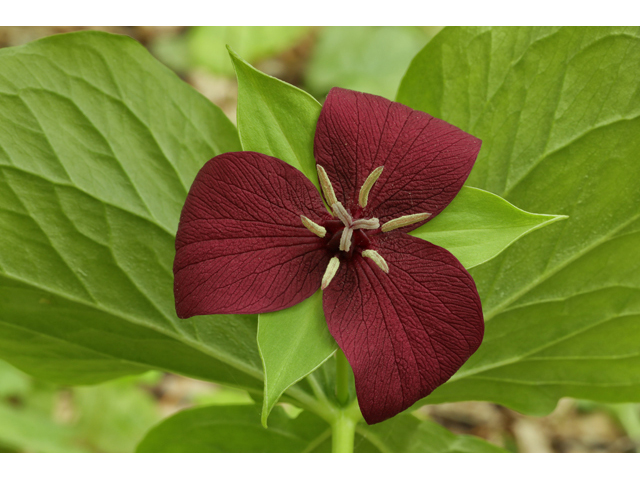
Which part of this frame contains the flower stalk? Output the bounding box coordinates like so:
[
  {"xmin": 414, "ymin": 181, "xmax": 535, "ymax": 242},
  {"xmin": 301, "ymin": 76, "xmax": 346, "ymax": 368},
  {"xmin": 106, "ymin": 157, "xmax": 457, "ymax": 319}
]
[{"xmin": 332, "ymin": 410, "xmax": 357, "ymax": 453}]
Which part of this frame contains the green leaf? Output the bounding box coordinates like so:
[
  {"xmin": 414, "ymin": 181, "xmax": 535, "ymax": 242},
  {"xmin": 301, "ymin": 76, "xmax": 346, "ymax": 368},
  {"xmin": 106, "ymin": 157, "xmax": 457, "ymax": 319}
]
[
  {"xmin": 355, "ymin": 413, "xmax": 506, "ymax": 453},
  {"xmin": 0, "ymin": 31, "xmax": 266, "ymax": 392},
  {"xmin": 229, "ymin": 47, "xmax": 322, "ymax": 191},
  {"xmin": 258, "ymin": 290, "xmax": 337, "ymax": 426},
  {"xmin": 411, "ymin": 186, "xmax": 567, "ymax": 269},
  {"xmin": 398, "ymin": 26, "xmax": 640, "ymax": 413},
  {"xmin": 306, "ymin": 26, "xmax": 432, "ymax": 100},
  {"xmin": 136, "ymin": 404, "xmax": 330, "ymax": 453},
  {"xmin": 189, "ymin": 26, "xmax": 309, "ymax": 76}
]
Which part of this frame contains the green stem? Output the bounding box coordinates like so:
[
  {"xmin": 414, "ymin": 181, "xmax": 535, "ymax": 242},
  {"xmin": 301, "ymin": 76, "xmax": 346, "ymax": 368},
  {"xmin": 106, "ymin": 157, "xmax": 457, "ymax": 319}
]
[
  {"xmin": 331, "ymin": 349, "xmax": 361, "ymax": 453},
  {"xmin": 292, "ymin": 349, "xmax": 362, "ymax": 452},
  {"xmin": 335, "ymin": 348, "xmax": 350, "ymax": 405},
  {"xmin": 284, "ymin": 388, "xmax": 336, "ymax": 424},
  {"xmin": 332, "ymin": 411, "xmax": 357, "ymax": 453},
  {"xmin": 306, "ymin": 373, "xmax": 330, "ymax": 405}
]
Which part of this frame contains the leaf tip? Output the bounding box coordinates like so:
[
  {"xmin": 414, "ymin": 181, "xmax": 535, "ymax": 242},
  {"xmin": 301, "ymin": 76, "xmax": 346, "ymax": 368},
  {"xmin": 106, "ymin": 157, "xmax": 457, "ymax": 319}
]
[
  {"xmin": 226, "ymin": 45, "xmax": 248, "ymax": 68},
  {"xmin": 225, "ymin": 44, "xmax": 237, "ymax": 57},
  {"xmin": 226, "ymin": 45, "xmax": 246, "ymax": 69}
]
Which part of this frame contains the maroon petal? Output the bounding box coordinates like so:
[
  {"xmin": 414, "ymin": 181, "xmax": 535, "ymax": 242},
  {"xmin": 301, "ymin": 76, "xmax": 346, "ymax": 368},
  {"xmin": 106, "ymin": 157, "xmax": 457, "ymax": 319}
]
[
  {"xmin": 174, "ymin": 152, "xmax": 331, "ymax": 318},
  {"xmin": 323, "ymin": 233, "xmax": 484, "ymax": 424},
  {"xmin": 314, "ymin": 88, "xmax": 481, "ymax": 229}
]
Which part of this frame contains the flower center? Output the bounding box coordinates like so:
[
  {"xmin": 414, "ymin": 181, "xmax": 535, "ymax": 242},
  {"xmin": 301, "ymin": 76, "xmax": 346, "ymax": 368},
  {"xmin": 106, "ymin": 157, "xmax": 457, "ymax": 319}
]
[
  {"xmin": 301, "ymin": 165, "xmax": 431, "ymax": 290},
  {"xmin": 328, "ymin": 201, "xmax": 379, "ymax": 255}
]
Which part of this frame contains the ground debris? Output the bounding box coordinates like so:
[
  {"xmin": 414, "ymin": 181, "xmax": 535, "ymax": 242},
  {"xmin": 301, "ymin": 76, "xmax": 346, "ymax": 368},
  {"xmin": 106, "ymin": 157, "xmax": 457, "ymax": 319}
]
[{"xmin": 421, "ymin": 398, "xmax": 638, "ymax": 453}]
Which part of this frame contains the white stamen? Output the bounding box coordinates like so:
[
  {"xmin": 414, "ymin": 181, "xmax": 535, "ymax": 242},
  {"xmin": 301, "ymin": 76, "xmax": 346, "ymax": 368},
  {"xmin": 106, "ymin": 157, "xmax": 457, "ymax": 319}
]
[
  {"xmin": 351, "ymin": 218, "xmax": 380, "ymax": 230},
  {"xmin": 358, "ymin": 166, "xmax": 384, "ymax": 208},
  {"xmin": 362, "ymin": 250, "xmax": 389, "ymax": 273},
  {"xmin": 339, "ymin": 227, "xmax": 353, "ymax": 252},
  {"xmin": 332, "ymin": 201, "xmax": 352, "ymax": 226},
  {"xmin": 316, "ymin": 165, "xmax": 338, "ymax": 209},
  {"xmin": 300, "ymin": 215, "xmax": 326, "ymax": 238},
  {"xmin": 381, "ymin": 212, "xmax": 431, "ymax": 232},
  {"xmin": 321, "ymin": 256, "xmax": 341, "ymax": 290}
]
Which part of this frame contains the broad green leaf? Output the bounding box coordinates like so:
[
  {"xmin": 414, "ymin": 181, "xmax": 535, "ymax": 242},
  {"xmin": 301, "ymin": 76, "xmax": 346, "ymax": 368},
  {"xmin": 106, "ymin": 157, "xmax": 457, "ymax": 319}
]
[
  {"xmin": 398, "ymin": 26, "xmax": 640, "ymax": 413},
  {"xmin": 189, "ymin": 26, "xmax": 309, "ymax": 76},
  {"xmin": 354, "ymin": 413, "xmax": 506, "ymax": 453},
  {"xmin": 411, "ymin": 186, "xmax": 567, "ymax": 269},
  {"xmin": 229, "ymin": 47, "xmax": 322, "ymax": 190},
  {"xmin": 306, "ymin": 26, "xmax": 433, "ymax": 100},
  {"xmin": 0, "ymin": 31, "xmax": 267, "ymax": 392},
  {"xmin": 258, "ymin": 290, "xmax": 337, "ymax": 426},
  {"xmin": 136, "ymin": 404, "xmax": 330, "ymax": 453}
]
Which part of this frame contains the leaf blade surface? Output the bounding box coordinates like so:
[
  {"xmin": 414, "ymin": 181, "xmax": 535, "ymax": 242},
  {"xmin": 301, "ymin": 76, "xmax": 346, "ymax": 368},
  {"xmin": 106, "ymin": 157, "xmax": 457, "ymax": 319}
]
[
  {"xmin": 136, "ymin": 404, "xmax": 329, "ymax": 453},
  {"xmin": 229, "ymin": 47, "xmax": 322, "ymax": 190},
  {"xmin": 0, "ymin": 31, "xmax": 263, "ymax": 390},
  {"xmin": 398, "ymin": 26, "xmax": 640, "ymax": 412},
  {"xmin": 258, "ymin": 290, "xmax": 337, "ymax": 426}
]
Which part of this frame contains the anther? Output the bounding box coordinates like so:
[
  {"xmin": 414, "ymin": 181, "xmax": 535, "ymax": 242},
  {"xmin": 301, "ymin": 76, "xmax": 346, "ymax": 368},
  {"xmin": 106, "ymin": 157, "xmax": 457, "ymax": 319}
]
[
  {"xmin": 316, "ymin": 165, "xmax": 338, "ymax": 209},
  {"xmin": 358, "ymin": 166, "xmax": 384, "ymax": 208},
  {"xmin": 339, "ymin": 227, "xmax": 353, "ymax": 252},
  {"xmin": 381, "ymin": 212, "xmax": 431, "ymax": 232},
  {"xmin": 332, "ymin": 201, "xmax": 352, "ymax": 226},
  {"xmin": 362, "ymin": 250, "xmax": 389, "ymax": 273},
  {"xmin": 300, "ymin": 215, "xmax": 326, "ymax": 238},
  {"xmin": 322, "ymin": 256, "xmax": 341, "ymax": 290},
  {"xmin": 351, "ymin": 218, "xmax": 380, "ymax": 230}
]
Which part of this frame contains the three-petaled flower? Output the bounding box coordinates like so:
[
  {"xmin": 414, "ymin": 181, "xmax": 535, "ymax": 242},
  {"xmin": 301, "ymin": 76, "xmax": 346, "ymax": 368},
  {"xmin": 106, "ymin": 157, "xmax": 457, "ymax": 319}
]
[{"xmin": 174, "ymin": 88, "xmax": 484, "ymax": 424}]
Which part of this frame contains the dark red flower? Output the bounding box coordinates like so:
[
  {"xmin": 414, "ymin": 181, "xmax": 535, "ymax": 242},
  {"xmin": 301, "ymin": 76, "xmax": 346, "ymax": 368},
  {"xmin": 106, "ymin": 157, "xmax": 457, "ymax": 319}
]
[{"xmin": 174, "ymin": 88, "xmax": 484, "ymax": 424}]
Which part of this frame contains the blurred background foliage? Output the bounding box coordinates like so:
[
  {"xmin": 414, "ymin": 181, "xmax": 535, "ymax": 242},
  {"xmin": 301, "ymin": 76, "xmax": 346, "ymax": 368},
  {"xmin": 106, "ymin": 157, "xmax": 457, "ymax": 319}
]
[{"xmin": 0, "ymin": 25, "xmax": 638, "ymax": 453}]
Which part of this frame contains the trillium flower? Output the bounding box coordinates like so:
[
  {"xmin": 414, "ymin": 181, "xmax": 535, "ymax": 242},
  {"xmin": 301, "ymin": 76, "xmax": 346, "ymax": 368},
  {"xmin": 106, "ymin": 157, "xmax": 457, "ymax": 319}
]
[{"xmin": 174, "ymin": 88, "xmax": 484, "ymax": 424}]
